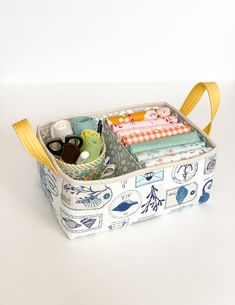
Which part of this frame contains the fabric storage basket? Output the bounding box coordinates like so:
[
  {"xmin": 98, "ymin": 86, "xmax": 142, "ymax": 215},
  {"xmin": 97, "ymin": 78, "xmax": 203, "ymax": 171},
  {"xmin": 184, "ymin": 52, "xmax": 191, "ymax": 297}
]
[{"xmin": 13, "ymin": 82, "xmax": 220, "ymax": 239}]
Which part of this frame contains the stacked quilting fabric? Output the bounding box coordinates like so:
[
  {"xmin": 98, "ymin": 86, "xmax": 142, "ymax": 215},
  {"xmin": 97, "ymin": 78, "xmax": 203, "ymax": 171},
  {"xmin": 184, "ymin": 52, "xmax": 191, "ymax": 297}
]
[{"xmin": 106, "ymin": 107, "xmax": 212, "ymax": 167}]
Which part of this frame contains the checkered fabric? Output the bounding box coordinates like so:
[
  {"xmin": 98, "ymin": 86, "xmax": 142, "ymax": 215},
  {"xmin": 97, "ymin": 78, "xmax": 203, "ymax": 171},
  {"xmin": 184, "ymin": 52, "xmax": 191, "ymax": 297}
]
[
  {"xmin": 122, "ymin": 124, "xmax": 191, "ymax": 146},
  {"xmin": 117, "ymin": 123, "xmax": 185, "ymax": 140}
]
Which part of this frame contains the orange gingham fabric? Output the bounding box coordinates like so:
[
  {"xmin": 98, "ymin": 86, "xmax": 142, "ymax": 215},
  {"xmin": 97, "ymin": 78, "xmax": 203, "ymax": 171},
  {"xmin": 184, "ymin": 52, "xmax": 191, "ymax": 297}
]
[{"xmin": 122, "ymin": 124, "xmax": 191, "ymax": 146}]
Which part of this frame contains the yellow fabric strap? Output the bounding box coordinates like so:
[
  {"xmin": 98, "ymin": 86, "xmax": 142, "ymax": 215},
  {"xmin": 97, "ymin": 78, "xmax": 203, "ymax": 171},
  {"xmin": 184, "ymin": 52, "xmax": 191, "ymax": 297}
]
[
  {"xmin": 179, "ymin": 82, "xmax": 220, "ymax": 135},
  {"xmin": 12, "ymin": 119, "xmax": 57, "ymax": 173}
]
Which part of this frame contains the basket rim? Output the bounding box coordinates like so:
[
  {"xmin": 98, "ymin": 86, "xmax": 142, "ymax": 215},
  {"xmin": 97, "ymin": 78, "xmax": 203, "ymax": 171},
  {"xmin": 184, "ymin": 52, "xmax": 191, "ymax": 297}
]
[{"xmin": 37, "ymin": 101, "xmax": 217, "ymax": 185}]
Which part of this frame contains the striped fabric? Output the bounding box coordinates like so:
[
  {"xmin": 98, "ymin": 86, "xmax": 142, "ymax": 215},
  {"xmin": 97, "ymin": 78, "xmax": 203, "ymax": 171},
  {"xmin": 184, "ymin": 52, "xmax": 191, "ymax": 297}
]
[{"xmin": 122, "ymin": 124, "xmax": 191, "ymax": 146}]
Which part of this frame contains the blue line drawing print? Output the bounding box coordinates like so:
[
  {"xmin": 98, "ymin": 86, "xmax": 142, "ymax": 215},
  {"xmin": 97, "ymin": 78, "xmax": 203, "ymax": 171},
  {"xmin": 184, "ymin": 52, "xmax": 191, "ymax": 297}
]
[
  {"xmin": 135, "ymin": 170, "xmax": 164, "ymax": 188},
  {"xmin": 176, "ymin": 186, "xmax": 188, "ymax": 204},
  {"xmin": 61, "ymin": 183, "xmax": 112, "ymax": 210},
  {"xmin": 60, "ymin": 209, "xmax": 102, "ymax": 233},
  {"xmin": 199, "ymin": 179, "xmax": 213, "ymax": 204},
  {"xmin": 109, "ymin": 190, "xmax": 142, "ymax": 218},
  {"xmin": 62, "ymin": 217, "xmax": 82, "ymax": 229},
  {"xmin": 141, "ymin": 185, "xmax": 165, "ymax": 214},
  {"xmin": 121, "ymin": 179, "xmax": 128, "ymax": 189},
  {"xmin": 80, "ymin": 218, "xmax": 97, "ymax": 229},
  {"xmin": 172, "ymin": 162, "xmax": 198, "ymax": 184},
  {"xmin": 112, "ymin": 200, "xmax": 138, "ymax": 212},
  {"xmin": 165, "ymin": 182, "xmax": 198, "ymax": 209},
  {"xmin": 39, "ymin": 164, "xmax": 58, "ymax": 205},
  {"xmin": 108, "ymin": 219, "xmax": 129, "ymax": 230},
  {"xmin": 204, "ymin": 155, "xmax": 216, "ymax": 175}
]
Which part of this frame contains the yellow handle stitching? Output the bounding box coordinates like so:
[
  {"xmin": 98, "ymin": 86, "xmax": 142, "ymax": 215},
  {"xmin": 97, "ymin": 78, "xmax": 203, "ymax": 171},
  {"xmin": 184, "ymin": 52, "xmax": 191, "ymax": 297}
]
[
  {"xmin": 12, "ymin": 119, "xmax": 57, "ymax": 173},
  {"xmin": 179, "ymin": 82, "xmax": 220, "ymax": 135}
]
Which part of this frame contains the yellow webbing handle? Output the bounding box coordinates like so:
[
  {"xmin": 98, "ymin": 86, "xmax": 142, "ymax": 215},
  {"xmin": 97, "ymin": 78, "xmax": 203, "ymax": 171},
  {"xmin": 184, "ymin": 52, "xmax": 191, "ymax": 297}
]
[
  {"xmin": 12, "ymin": 119, "xmax": 57, "ymax": 173},
  {"xmin": 179, "ymin": 82, "xmax": 220, "ymax": 135}
]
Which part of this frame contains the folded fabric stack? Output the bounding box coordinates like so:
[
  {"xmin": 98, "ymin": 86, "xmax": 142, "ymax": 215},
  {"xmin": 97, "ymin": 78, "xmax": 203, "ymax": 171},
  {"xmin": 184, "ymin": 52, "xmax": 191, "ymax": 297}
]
[{"xmin": 106, "ymin": 107, "xmax": 212, "ymax": 167}]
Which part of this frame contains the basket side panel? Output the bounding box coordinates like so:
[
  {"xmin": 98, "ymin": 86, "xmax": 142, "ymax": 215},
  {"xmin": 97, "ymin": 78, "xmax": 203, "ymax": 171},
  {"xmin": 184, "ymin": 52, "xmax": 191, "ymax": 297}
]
[{"xmin": 37, "ymin": 148, "xmax": 217, "ymax": 239}]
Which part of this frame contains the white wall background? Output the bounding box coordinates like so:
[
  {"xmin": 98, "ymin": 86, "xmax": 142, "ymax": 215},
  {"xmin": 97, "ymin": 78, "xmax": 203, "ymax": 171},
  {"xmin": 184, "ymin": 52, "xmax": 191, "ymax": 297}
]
[{"xmin": 1, "ymin": 0, "xmax": 235, "ymax": 83}]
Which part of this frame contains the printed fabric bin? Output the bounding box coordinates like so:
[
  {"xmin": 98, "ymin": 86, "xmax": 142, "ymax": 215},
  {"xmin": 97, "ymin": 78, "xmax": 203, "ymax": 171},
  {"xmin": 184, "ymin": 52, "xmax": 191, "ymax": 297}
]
[{"xmin": 13, "ymin": 82, "xmax": 220, "ymax": 239}]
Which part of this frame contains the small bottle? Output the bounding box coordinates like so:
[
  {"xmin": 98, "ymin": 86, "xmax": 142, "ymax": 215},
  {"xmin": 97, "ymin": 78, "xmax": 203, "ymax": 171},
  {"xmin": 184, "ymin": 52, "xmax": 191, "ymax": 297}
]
[{"xmin": 76, "ymin": 151, "xmax": 90, "ymax": 165}]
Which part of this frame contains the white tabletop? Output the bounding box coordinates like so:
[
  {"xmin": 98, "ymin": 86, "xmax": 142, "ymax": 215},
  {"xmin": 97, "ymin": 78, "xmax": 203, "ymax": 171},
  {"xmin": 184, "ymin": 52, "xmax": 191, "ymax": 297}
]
[{"xmin": 1, "ymin": 82, "xmax": 235, "ymax": 305}]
